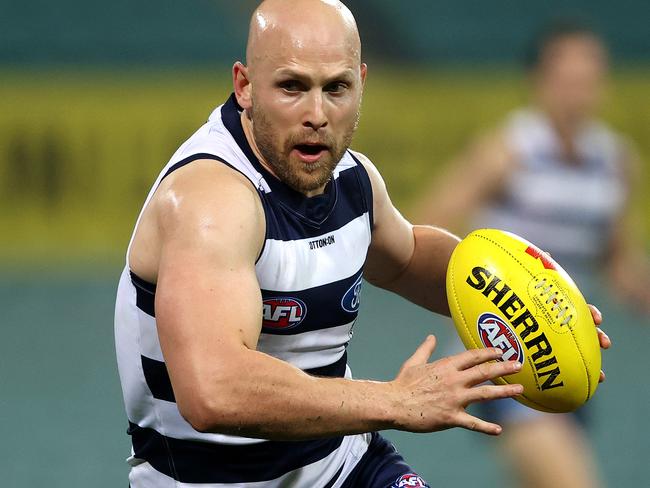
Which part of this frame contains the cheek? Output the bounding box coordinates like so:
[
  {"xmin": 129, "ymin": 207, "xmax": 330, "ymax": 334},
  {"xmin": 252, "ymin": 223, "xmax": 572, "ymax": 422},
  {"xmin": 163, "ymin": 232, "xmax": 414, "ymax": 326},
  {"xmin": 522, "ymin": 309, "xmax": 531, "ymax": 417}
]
[{"xmin": 327, "ymin": 100, "xmax": 359, "ymax": 127}]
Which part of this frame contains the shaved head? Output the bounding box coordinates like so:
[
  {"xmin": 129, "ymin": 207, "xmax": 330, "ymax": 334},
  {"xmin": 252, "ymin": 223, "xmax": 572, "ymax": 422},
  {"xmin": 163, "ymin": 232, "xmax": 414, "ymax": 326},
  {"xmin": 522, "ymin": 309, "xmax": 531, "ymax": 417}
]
[
  {"xmin": 247, "ymin": 0, "xmax": 361, "ymax": 70},
  {"xmin": 233, "ymin": 0, "xmax": 367, "ymax": 196}
]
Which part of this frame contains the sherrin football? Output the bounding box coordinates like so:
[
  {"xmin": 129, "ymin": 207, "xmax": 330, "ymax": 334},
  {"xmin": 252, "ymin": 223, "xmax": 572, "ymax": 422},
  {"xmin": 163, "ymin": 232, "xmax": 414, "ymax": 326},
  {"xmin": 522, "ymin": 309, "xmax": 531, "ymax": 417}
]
[{"xmin": 446, "ymin": 229, "xmax": 601, "ymax": 413}]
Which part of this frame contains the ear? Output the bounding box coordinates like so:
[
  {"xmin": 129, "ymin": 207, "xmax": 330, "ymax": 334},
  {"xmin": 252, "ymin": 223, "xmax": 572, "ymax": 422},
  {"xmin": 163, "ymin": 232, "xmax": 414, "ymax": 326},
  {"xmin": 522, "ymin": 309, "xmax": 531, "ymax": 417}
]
[
  {"xmin": 233, "ymin": 61, "xmax": 252, "ymax": 109},
  {"xmin": 360, "ymin": 63, "xmax": 368, "ymax": 86}
]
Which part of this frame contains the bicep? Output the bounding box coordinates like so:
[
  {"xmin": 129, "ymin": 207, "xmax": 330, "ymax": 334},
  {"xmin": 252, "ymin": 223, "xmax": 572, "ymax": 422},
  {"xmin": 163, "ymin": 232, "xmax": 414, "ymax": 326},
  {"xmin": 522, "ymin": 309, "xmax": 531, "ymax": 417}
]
[
  {"xmin": 354, "ymin": 152, "xmax": 415, "ymax": 286},
  {"xmin": 609, "ymin": 142, "xmax": 645, "ymax": 257},
  {"xmin": 152, "ymin": 165, "xmax": 266, "ymax": 411}
]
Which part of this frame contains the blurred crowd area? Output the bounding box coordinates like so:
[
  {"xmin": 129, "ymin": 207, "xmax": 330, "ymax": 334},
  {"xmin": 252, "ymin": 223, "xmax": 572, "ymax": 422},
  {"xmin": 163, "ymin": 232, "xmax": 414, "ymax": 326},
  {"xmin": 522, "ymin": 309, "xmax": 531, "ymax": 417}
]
[{"xmin": 1, "ymin": 0, "xmax": 649, "ymax": 267}]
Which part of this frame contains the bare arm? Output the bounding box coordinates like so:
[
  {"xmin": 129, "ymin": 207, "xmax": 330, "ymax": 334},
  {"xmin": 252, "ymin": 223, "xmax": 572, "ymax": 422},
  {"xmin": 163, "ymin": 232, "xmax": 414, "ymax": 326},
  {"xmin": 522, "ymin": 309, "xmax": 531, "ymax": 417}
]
[
  {"xmin": 607, "ymin": 143, "xmax": 650, "ymax": 312},
  {"xmin": 361, "ymin": 133, "xmax": 514, "ymax": 314},
  {"xmin": 408, "ymin": 130, "xmax": 514, "ymax": 232},
  {"xmin": 360, "ymin": 152, "xmax": 462, "ymax": 315},
  {"xmin": 150, "ymin": 161, "xmax": 522, "ymax": 440}
]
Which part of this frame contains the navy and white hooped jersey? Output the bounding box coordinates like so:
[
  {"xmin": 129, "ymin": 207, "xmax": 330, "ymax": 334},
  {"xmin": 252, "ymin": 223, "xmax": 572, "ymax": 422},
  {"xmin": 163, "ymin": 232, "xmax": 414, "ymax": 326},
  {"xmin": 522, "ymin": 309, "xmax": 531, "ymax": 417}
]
[
  {"xmin": 114, "ymin": 94, "xmax": 376, "ymax": 487},
  {"xmin": 474, "ymin": 108, "xmax": 627, "ymax": 276}
]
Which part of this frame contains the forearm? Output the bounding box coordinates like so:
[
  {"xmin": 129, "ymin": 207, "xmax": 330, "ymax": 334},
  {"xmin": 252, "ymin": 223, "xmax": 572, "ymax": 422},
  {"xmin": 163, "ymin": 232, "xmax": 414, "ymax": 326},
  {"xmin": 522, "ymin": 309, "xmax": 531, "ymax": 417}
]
[
  {"xmin": 379, "ymin": 225, "xmax": 460, "ymax": 316},
  {"xmin": 609, "ymin": 247, "xmax": 650, "ymax": 309},
  {"xmin": 185, "ymin": 348, "xmax": 400, "ymax": 440}
]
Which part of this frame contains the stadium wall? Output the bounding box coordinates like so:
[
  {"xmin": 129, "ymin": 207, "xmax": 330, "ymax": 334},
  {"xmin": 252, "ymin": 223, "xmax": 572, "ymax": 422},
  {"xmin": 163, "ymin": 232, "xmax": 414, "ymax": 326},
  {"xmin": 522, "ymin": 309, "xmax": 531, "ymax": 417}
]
[{"xmin": 2, "ymin": 0, "xmax": 650, "ymax": 66}]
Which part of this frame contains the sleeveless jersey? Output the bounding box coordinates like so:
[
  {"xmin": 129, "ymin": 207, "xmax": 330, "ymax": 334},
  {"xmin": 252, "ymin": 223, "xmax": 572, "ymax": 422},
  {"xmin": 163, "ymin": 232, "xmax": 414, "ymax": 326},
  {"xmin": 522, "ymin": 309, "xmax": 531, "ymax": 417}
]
[
  {"xmin": 474, "ymin": 108, "xmax": 627, "ymax": 277},
  {"xmin": 114, "ymin": 94, "xmax": 375, "ymax": 487}
]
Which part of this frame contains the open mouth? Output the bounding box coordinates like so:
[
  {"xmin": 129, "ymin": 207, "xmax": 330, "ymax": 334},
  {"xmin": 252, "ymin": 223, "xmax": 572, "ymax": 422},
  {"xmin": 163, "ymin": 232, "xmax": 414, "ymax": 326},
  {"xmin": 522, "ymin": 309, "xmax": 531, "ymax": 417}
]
[
  {"xmin": 293, "ymin": 144, "xmax": 328, "ymax": 163},
  {"xmin": 294, "ymin": 144, "xmax": 327, "ymax": 156}
]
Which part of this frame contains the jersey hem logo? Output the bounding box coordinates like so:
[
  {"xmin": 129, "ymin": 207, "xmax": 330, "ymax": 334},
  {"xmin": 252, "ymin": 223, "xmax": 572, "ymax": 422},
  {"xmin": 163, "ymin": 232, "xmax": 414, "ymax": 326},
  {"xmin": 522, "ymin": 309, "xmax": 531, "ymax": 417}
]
[{"xmin": 392, "ymin": 473, "xmax": 429, "ymax": 488}]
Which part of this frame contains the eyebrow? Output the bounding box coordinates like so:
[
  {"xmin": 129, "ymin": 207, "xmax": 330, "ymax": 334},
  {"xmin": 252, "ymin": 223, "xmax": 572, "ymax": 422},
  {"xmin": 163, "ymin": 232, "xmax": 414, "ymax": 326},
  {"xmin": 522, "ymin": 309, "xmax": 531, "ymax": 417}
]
[{"xmin": 274, "ymin": 68, "xmax": 356, "ymax": 84}]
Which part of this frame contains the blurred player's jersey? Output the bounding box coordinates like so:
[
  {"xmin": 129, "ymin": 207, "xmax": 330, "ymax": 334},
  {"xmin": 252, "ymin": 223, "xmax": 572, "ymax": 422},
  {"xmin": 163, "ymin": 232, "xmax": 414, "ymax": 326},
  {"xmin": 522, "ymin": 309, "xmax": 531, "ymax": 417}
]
[
  {"xmin": 114, "ymin": 94, "xmax": 375, "ymax": 487},
  {"xmin": 475, "ymin": 108, "xmax": 627, "ymax": 278}
]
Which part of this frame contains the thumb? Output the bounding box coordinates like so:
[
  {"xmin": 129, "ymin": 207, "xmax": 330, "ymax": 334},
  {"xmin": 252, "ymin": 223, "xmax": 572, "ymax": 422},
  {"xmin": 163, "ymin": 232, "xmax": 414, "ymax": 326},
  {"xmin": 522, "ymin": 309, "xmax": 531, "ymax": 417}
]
[{"xmin": 400, "ymin": 335, "xmax": 437, "ymax": 372}]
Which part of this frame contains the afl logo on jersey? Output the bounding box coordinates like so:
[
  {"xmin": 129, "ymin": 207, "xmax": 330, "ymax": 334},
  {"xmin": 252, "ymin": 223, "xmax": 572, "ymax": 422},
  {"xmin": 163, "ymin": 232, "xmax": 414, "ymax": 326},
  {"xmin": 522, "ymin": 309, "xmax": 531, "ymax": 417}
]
[
  {"xmin": 341, "ymin": 274, "xmax": 363, "ymax": 313},
  {"xmin": 392, "ymin": 473, "xmax": 429, "ymax": 488},
  {"xmin": 262, "ymin": 298, "xmax": 307, "ymax": 329},
  {"xmin": 477, "ymin": 312, "xmax": 524, "ymax": 363}
]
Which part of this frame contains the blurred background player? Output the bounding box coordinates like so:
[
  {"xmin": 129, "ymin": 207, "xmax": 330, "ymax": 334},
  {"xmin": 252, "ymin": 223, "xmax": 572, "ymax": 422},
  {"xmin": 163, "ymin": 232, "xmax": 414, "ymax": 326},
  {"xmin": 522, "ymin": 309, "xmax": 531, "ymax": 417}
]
[{"xmin": 413, "ymin": 19, "xmax": 650, "ymax": 488}]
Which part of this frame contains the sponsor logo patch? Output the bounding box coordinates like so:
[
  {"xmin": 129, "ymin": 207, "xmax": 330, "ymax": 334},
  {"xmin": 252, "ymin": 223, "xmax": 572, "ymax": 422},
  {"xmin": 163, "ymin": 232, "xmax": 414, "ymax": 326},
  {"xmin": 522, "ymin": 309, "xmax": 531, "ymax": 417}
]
[
  {"xmin": 477, "ymin": 312, "xmax": 524, "ymax": 363},
  {"xmin": 262, "ymin": 297, "xmax": 307, "ymax": 329},
  {"xmin": 309, "ymin": 234, "xmax": 336, "ymax": 250},
  {"xmin": 392, "ymin": 473, "xmax": 429, "ymax": 488},
  {"xmin": 341, "ymin": 274, "xmax": 363, "ymax": 313}
]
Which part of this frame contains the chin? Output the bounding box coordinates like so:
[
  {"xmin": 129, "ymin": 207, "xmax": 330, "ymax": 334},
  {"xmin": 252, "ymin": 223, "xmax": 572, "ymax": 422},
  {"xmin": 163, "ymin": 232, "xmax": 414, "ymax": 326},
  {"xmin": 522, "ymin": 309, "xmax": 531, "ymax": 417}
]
[
  {"xmin": 288, "ymin": 168, "xmax": 331, "ymax": 194},
  {"xmin": 296, "ymin": 175, "xmax": 331, "ymax": 193}
]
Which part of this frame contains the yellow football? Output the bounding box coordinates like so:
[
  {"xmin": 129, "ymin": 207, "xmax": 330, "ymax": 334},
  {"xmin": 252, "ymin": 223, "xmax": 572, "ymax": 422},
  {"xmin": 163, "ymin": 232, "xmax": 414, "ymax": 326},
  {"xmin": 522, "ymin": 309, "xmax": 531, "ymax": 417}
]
[{"xmin": 446, "ymin": 228, "xmax": 601, "ymax": 413}]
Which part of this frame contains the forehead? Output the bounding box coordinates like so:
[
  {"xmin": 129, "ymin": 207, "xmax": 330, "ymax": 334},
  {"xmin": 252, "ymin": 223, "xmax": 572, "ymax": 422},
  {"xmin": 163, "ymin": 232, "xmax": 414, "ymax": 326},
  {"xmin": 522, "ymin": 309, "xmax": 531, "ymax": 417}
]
[
  {"xmin": 542, "ymin": 35, "xmax": 606, "ymax": 66},
  {"xmin": 266, "ymin": 44, "xmax": 358, "ymax": 79},
  {"xmin": 251, "ymin": 15, "xmax": 360, "ymax": 76}
]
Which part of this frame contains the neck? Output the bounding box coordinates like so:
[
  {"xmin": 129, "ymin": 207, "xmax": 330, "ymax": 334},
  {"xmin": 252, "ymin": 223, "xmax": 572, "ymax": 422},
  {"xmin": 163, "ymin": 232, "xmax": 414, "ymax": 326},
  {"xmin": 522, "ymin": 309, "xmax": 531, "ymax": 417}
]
[
  {"xmin": 240, "ymin": 111, "xmax": 280, "ymax": 179},
  {"xmin": 542, "ymin": 107, "xmax": 585, "ymax": 165}
]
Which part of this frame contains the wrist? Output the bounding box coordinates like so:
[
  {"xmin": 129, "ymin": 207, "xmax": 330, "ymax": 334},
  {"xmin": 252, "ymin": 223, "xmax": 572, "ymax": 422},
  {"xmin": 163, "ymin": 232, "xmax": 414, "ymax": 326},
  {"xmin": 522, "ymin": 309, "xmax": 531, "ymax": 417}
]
[{"xmin": 367, "ymin": 380, "xmax": 403, "ymax": 431}]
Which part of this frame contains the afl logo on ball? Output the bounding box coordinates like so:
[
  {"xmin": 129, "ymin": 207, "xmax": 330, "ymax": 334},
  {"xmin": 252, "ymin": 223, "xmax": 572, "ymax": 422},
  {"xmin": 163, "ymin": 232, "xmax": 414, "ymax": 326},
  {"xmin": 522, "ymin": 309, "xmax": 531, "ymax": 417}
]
[
  {"xmin": 341, "ymin": 274, "xmax": 363, "ymax": 313},
  {"xmin": 392, "ymin": 473, "xmax": 429, "ymax": 488},
  {"xmin": 262, "ymin": 298, "xmax": 307, "ymax": 329},
  {"xmin": 477, "ymin": 312, "xmax": 524, "ymax": 363}
]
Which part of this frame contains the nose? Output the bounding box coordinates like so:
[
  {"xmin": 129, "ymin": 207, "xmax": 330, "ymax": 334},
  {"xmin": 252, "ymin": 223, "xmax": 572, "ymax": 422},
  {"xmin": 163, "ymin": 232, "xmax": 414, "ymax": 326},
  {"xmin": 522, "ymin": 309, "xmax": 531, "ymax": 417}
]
[{"xmin": 303, "ymin": 90, "xmax": 328, "ymax": 131}]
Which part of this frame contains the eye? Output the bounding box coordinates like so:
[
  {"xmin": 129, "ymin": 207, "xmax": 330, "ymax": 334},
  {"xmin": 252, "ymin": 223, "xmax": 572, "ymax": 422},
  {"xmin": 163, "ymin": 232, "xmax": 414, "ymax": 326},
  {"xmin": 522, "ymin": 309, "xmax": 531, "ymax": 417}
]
[
  {"xmin": 278, "ymin": 80, "xmax": 306, "ymax": 93},
  {"xmin": 324, "ymin": 81, "xmax": 349, "ymax": 94}
]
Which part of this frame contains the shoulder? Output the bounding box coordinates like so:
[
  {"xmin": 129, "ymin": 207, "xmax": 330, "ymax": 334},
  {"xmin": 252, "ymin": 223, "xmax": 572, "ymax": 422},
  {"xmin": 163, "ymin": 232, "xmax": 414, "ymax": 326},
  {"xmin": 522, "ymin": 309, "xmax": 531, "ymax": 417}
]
[
  {"xmin": 615, "ymin": 135, "xmax": 643, "ymax": 184},
  {"xmin": 348, "ymin": 150, "xmax": 385, "ymax": 194},
  {"xmin": 502, "ymin": 107, "xmax": 551, "ymax": 161},
  {"xmin": 154, "ymin": 159, "xmax": 265, "ymax": 256},
  {"xmin": 586, "ymin": 118, "xmax": 628, "ymax": 153},
  {"xmin": 348, "ymin": 150, "xmax": 390, "ymax": 217},
  {"xmin": 455, "ymin": 126, "xmax": 516, "ymax": 178}
]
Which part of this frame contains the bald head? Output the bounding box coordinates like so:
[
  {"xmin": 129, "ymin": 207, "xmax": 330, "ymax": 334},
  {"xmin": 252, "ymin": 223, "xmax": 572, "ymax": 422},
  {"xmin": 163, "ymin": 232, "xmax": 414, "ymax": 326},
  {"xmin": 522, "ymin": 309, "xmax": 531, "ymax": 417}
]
[
  {"xmin": 233, "ymin": 0, "xmax": 367, "ymax": 196},
  {"xmin": 246, "ymin": 0, "xmax": 361, "ymax": 69}
]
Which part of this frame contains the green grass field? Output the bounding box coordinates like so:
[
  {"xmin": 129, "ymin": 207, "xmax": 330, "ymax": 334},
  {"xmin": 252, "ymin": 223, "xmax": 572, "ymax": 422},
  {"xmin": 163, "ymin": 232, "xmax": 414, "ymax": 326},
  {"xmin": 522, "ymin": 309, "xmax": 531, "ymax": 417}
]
[
  {"xmin": 1, "ymin": 277, "xmax": 648, "ymax": 487},
  {"xmin": 1, "ymin": 67, "xmax": 649, "ymax": 266}
]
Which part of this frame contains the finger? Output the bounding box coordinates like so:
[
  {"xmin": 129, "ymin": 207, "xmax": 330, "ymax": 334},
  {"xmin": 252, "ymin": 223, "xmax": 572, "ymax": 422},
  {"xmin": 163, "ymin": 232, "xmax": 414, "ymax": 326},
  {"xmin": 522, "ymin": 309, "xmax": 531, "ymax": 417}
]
[
  {"xmin": 588, "ymin": 304, "xmax": 602, "ymax": 325},
  {"xmin": 463, "ymin": 359, "xmax": 522, "ymax": 386},
  {"xmin": 465, "ymin": 383, "xmax": 524, "ymax": 404},
  {"xmin": 599, "ymin": 370, "xmax": 606, "ymax": 383},
  {"xmin": 457, "ymin": 411, "xmax": 503, "ymax": 436},
  {"xmin": 450, "ymin": 347, "xmax": 504, "ymax": 370},
  {"xmin": 597, "ymin": 328, "xmax": 611, "ymax": 349},
  {"xmin": 401, "ymin": 335, "xmax": 437, "ymax": 370}
]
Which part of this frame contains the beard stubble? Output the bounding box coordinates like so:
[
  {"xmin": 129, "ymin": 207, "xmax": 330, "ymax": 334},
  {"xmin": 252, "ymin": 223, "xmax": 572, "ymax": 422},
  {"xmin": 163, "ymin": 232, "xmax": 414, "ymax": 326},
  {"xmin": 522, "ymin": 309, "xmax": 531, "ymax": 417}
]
[{"xmin": 249, "ymin": 103, "xmax": 359, "ymax": 194}]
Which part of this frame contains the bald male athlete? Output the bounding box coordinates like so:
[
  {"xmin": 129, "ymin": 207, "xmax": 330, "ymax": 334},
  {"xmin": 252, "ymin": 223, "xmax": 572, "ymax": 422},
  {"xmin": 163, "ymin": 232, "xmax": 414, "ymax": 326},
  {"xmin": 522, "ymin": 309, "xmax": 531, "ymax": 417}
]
[{"xmin": 114, "ymin": 1, "xmax": 609, "ymax": 487}]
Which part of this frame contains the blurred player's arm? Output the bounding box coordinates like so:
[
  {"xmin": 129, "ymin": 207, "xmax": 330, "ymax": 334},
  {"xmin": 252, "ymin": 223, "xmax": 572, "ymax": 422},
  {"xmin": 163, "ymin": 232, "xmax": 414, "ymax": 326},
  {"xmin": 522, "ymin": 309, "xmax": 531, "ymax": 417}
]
[
  {"xmin": 354, "ymin": 133, "xmax": 513, "ymax": 316},
  {"xmin": 358, "ymin": 150, "xmax": 611, "ymax": 375},
  {"xmin": 357, "ymin": 150, "xmax": 484, "ymax": 316},
  {"xmin": 152, "ymin": 161, "xmax": 521, "ymax": 440},
  {"xmin": 608, "ymin": 142, "xmax": 650, "ymax": 312},
  {"xmin": 408, "ymin": 130, "xmax": 515, "ymax": 233}
]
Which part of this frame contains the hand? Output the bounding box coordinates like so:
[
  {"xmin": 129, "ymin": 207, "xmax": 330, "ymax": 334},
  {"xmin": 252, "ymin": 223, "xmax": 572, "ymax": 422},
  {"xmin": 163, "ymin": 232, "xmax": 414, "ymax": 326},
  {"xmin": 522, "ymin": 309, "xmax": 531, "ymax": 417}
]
[
  {"xmin": 391, "ymin": 335, "xmax": 523, "ymax": 436},
  {"xmin": 588, "ymin": 304, "xmax": 611, "ymax": 383}
]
